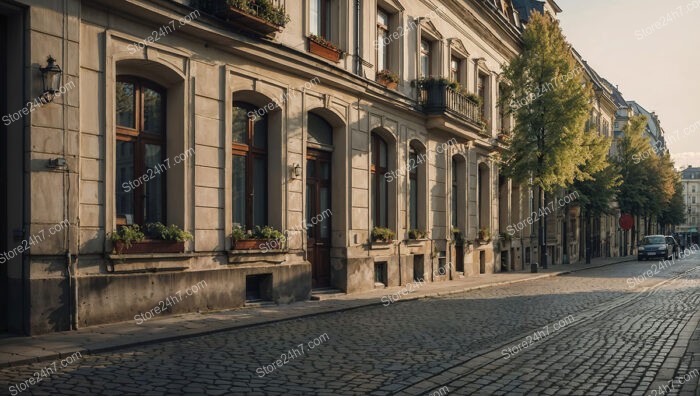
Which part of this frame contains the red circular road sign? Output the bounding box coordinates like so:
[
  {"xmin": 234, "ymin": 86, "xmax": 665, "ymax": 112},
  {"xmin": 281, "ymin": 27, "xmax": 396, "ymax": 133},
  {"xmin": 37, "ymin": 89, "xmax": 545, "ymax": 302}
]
[{"xmin": 619, "ymin": 214, "xmax": 634, "ymax": 230}]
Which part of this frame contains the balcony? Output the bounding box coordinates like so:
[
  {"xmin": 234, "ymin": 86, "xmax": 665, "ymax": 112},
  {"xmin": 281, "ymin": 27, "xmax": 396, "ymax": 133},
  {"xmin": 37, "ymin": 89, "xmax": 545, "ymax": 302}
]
[
  {"xmin": 418, "ymin": 80, "xmax": 486, "ymax": 136},
  {"xmin": 194, "ymin": 0, "xmax": 288, "ymax": 37}
]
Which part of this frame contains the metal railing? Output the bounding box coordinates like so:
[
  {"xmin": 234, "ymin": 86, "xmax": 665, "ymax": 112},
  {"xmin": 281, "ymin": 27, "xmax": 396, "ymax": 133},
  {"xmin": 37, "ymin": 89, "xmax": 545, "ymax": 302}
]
[{"xmin": 418, "ymin": 82, "xmax": 482, "ymax": 125}]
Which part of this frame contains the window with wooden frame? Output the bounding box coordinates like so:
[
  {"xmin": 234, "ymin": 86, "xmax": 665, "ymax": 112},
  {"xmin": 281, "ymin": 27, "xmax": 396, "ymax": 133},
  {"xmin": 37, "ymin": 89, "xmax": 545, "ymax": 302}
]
[
  {"xmin": 371, "ymin": 133, "xmax": 389, "ymax": 228},
  {"xmin": 420, "ymin": 39, "xmax": 431, "ymax": 78},
  {"xmin": 408, "ymin": 145, "xmax": 419, "ymax": 230},
  {"xmin": 377, "ymin": 9, "xmax": 390, "ymax": 72},
  {"xmin": 310, "ymin": 0, "xmax": 332, "ymax": 40},
  {"xmin": 477, "ymin": 72, "xmax": 488, "ymax": 116},
  {"xmin": 452, "ymin": 157, "xmax": 459, "ymax": 229},
  {"xmin": 450, "ymin": 56, "xmax": 461, "ymax": 85},
  {"xmin": 115, "ymin": 76, "xmax": 166, "ymax": 226},
  {"xmin": 232, "ymin": 102, "xmax": 268, "ymax": 230}
]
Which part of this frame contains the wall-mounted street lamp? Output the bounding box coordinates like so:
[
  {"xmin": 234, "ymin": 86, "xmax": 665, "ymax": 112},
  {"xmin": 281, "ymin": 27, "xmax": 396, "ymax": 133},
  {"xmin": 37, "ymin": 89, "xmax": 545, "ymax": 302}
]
[
  {"xmin": 39, "ymin": 56, "xmax": 62, "ymax": 102},
  {"xmin": 292, "ymin": 163, "xmax": 302, "ymax": 179}
]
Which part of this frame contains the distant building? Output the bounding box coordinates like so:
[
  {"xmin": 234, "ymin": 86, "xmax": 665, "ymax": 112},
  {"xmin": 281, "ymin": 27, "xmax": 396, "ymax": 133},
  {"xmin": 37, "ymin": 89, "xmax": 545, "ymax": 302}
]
[
  {"xmin": 627, "ymin": 101, "xmax": 667, "ymax": 156},
  {"xmin": 679, "ymin": 166, "xmax": 700, "ymax": 237}
]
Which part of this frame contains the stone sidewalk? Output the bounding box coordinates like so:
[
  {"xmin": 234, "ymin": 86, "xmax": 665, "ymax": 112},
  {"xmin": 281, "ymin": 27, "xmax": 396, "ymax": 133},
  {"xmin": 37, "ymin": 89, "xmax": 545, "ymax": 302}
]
[{"xmin": 0, "ymin": 256, "xmax": 635, "ymax": 368}]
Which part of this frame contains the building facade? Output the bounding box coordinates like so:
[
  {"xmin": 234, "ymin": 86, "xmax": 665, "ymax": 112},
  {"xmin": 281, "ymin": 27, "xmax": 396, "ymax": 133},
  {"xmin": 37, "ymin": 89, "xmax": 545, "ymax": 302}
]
[
  {"xmin": 0, "ymin": 0, "xmax": 535, "ymax": 334},
  {"xmin": 3, "ymin": 0, "xmax": 664, "ymax": 335},
  {"xmin": 679, "ymin": 166, "xmax": 700, "ymax": 242}
]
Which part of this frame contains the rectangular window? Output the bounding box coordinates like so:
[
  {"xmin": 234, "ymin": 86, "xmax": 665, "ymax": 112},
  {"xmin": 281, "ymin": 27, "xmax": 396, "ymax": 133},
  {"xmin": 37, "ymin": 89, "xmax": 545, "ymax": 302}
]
[
  {"xmin": 452, "ymin": 159, "xmax": 458, "ymax": 228},
  {"xmin": 232, "ymin": 155, "xmax": 246, "ymax": 226},
  {"xmin": 409, "ymin": 148, "xmax": 418, "ymax": 230},
  {"xmin": 450, "ymin": 57, "xmax": 461, "ymax": 84},
  {"xmin": 311, "ymin": 0, "xmax": 331, "ymax": 39},
  {"xmin": 420, "ymin": 39, "xmax": 431, "ymax": 78},
  {"xmin": 377, "ymin": 9, "xmax": 389, "ymax": 72},
  {"xmin": 371, "ymin": 134, "xmax": 389, "ymax": 228},
  {"xmin": 478, "ymin": 73, "xmax": 488, "ymax": 116}
]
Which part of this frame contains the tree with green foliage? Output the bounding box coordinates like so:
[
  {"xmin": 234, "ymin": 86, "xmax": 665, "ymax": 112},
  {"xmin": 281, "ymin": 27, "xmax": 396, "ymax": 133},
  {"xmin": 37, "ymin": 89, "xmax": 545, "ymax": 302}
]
[
  {"xmin": 572, "ymin": 133, "xmax": 621, "ymax": 263},
  {"xmin": 659, "ymin": 175, "xmax": 686, "ymax": 232},
  {"xmin": 499, "ymin": 11, "xmax": 600, "ymax": 268}
]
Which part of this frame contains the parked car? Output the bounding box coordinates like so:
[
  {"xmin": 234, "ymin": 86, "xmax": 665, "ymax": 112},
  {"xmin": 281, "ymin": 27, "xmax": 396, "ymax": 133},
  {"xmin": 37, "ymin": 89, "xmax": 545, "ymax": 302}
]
[
  {"xmin": 666, "ymin": 235, "xmax": 680, "ymax": 258},
  {"xmin": 637, "ymin": 235, "xmax": 673, "ymax": 261}
]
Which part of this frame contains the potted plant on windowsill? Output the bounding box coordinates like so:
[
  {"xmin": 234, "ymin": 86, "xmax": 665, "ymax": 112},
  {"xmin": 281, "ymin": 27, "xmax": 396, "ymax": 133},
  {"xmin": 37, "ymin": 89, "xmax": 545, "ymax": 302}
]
[
  {"xmin": 371, "ymin": 227, "xmax": 395, "ymax": 245},
  {"xmin": 231, "ymin": 225, "xmax": 285, "ymax": 250},
  {"xmin": 408, "ymin": 228, "xmax": 427, "ymax": 240},
  {"xmin": 477, "ymin": 227, "xmax": 491, "ymax": 245},
  {"xmin": 308, "ymin": 34, "xmax": 343, "ymax": 62},
  {"xmin": 193, "ymin": 0, "xmax": 290, "ymax": 36},
  {"xmin": 110, "ymin": 223, "xmax": 192, "ymax": 254},
  {"xmin": 376, "ymin": 69, "xmax": 399, "ymax": 90}
]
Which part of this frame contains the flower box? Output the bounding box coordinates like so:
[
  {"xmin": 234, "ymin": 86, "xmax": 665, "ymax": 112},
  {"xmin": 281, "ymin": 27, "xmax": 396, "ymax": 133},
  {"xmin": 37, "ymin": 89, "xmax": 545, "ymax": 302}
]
[
  {"xmin": 197, "ymin": 0, "xmax": 288, "ymax": 37},
  {"xmin": 377, "ymin": 77, "xmax": 398, "ymax": 90},
  {"xmin": 113, "ymin": 240, "xmax": 185, "ymax": 255},
  {"xmin": 308, "ymin": 38, "xmax": 342, "ymax": 62},
  {"xmin": 232, "ymin": 239, "xmax": 275, "ymax": 250}
]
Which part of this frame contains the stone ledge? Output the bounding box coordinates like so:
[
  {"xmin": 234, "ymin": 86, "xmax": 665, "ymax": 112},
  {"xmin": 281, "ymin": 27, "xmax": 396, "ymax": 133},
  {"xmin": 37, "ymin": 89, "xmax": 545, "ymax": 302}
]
[
  {"xmin": 105, "ymin": 252, "xmax": 194, "ymax": 273},
  {"xmin": 227, "ymin": 249, "xmax": 289, "ymax": 264}
]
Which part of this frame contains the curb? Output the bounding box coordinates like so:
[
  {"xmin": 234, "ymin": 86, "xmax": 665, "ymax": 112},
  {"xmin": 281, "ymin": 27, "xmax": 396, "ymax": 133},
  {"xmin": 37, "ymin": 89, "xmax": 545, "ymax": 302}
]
[{"xmin": 0, "ymin": 257, "xmax": 635, "ymax": 369}]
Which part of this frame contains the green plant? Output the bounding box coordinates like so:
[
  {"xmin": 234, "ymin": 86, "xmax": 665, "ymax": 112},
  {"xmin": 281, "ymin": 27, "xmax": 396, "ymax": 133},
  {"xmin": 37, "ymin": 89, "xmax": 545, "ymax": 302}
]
[
  {"xmin": 408, "ymin": 228, "xmax": 427, "ymax": 240},
  {"xmin": 252, "ymin": 225, "xmax": 285, "ymax": 240},
  {"xmin": 232, "ymin": 224, "xmax": 249, "ymax": 241},
  {"xmin": 377, "ymin": 69, "xmax": 399, "ymax": 83},
  {"xmin": 371, "ymin": 227, "xmax": 395, "ymax": 243},
  {"xmin": 478, "ymin": 227, "xmax": 491, "ymax": 241},
  {"xmin": 232, "ymin": 225, "xmax": 285, "ymax": 240},
  {"xmin": 309, "ymin": 34, "xmax": 341, "ymax": 52},
  {"xmin": 227, "ymin": 0, "xmax": 290, "ymax": 26},
  {"xmin": 109, "ymin": 224, "xmax": 145, "ymax": 248},
  {"xmin": 464, "ymin": 92, "xmax": 483, "ymax": 107},
  {"xmin": 144, "ymin": 223, "xmax": 193, "ymax": 242}
]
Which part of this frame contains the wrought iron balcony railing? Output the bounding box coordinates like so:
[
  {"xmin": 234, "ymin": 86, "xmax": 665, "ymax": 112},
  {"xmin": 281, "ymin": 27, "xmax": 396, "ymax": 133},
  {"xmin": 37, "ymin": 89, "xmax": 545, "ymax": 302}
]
[{"xmin": 418, "ymin": 81, "xmax": 482, "ymax": 127}]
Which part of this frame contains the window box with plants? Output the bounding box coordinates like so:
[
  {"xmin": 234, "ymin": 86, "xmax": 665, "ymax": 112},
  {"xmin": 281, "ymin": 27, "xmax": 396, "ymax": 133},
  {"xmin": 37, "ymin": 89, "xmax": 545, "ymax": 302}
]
[
  {"xmin": 109, "ymin": 223, "xmax": 193, "ymax": 255},
  {"xmin": 407, "ymin": 228, "xmax": 427, "ymax": 241},
  {"xmin": 497, "ymin": 130, "xmax": 510, "ymax": 143},
  {"xmin": 308, "ymin": 34, "xmax": 343, "ymax": 62},
  {"xmin": 231, "ymin": 225, "xmax": 285, "ymax": 250},
  {"xmin": 371, "ymin": 227, "xmax": 395, "ymax": 247},
  {"xmin": 193, "ymin": 0, "xmax": 290, "ymax": 36},
  {"xmin": 376, "ymin": 69, "xmax": 399, "ymax": 90},
  {"xmin": 477, "ymin": 227, "xmax": 492, "ymax": 245}
]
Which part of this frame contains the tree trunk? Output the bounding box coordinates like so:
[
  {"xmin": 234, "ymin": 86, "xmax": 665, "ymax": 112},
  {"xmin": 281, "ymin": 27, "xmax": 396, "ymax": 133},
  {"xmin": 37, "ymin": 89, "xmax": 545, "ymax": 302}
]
[
  {"xmin": 585, "ymin": 210, "xmax": 591, "ymax": 264},
  {"xmin": 539, "ymin": 186, "xmax": 547, "ymax": 269}
]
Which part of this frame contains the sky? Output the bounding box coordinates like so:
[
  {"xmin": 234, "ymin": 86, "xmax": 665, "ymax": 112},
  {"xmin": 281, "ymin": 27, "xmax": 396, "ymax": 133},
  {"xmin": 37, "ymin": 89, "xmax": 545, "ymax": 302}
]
[{"xmin": 556, "ymin": 0, "xmax": 700, "ymax": 169}]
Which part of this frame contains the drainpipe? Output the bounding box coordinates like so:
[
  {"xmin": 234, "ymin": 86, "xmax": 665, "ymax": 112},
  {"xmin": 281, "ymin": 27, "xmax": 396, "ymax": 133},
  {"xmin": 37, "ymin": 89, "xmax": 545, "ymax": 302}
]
[{"xmin": 354, "ymin": 0, "xmax": 361, "ymax": 75}]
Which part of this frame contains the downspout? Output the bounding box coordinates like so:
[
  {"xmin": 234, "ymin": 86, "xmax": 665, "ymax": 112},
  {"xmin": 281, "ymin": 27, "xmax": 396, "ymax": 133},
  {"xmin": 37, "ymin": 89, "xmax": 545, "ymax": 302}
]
[
  {"xmin": 354, "ymin": 0, "xmax": 361, "ymax": 75},
  {"xmin": 61, "ymin": 0, "xmax": 77, "ymax": 330}
]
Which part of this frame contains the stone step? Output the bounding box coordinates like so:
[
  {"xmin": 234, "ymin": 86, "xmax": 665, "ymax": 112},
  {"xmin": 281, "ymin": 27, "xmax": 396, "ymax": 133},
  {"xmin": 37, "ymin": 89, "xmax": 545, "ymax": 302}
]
[{"xmin": 310, "ymin": 288, "xmax": 345, "ymax": 301}]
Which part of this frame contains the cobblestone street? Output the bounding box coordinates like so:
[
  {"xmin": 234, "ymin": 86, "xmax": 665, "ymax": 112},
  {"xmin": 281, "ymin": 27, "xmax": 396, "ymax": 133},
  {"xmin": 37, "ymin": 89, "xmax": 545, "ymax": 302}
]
[{"xmin": 1, "ymin": 257, "xmax": 699, "ymax": 395}]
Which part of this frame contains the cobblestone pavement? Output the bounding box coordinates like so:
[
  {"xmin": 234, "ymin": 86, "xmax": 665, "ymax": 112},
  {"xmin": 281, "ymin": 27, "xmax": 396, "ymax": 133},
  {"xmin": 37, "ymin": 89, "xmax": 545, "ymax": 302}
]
[{"xmin": 1, "ymin": 256, "xmax": 698, "ymax": 395}]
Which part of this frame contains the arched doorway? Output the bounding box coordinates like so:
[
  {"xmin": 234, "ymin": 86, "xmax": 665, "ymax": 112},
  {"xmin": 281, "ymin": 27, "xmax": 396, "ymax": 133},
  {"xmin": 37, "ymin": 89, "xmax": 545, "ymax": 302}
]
[{"xmin": 307, "ymin": 112, "xmax": 333, "ymax": 288}]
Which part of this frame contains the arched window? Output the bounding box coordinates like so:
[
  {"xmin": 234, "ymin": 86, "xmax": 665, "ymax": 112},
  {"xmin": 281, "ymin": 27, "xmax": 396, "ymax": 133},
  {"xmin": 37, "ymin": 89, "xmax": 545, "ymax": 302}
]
[
  {"xmin": 452, "ymin": 157, "xmax": 459, "ymax": 229},
  {"xmin": 232, "ymin": 102, "xmax": 268, "ymax": 229},
  {"xmin": 409, "ymin": 145, "xmax": 419, "ymax": 229},
  {"xmin": 308, "ymin": 113, "xmax": 333, "ymax": 147},
  {"xmin": 115, "ymin": 76, "xmax": 166, "ymax": 225},
  {"xmin": 371, "ymin": 133, "xmax": 389, "ymax": 228}
]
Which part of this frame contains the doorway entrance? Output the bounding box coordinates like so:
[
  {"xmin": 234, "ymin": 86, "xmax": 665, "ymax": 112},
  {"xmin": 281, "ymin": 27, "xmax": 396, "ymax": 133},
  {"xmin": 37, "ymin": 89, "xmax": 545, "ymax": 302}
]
[{"xmin": 306, "ymin": 148, "xmax": 332, "ymax": 288}]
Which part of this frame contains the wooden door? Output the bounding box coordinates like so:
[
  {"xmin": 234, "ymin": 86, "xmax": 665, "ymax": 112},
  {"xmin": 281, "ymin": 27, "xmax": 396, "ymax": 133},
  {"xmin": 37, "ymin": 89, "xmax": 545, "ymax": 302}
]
[{"xmin": 306, "ymin": 149, "xmax": 332, "ymax": 288}]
